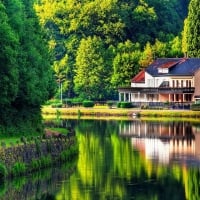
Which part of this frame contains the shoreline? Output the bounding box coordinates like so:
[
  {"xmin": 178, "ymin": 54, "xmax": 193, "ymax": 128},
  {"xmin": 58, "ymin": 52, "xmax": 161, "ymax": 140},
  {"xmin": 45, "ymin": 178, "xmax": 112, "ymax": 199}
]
[{"xmin": 42, "ymin": 106, "xmax": 200, "ymax": 119}]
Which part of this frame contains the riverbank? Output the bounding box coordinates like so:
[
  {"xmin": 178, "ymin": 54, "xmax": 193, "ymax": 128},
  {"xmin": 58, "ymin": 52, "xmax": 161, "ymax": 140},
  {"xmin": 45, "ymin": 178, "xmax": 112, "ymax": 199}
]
[
  {"xmin": 0, "ymin": 133, "xmax": 78, "ymax": 180},
  {"xmin": 42, "ymin": 106, "xmax": 200, "ymax": 118}
]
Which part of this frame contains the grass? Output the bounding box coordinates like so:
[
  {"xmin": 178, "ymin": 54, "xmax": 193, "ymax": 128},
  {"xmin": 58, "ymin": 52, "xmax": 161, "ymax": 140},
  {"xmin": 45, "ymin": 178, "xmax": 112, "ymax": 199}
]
[
  {"xmin": 42, "ymin": 105, "xmax": 200, "ymax": 119},
  {"xmin": 140, "ymin": 109, "xmax": 200, "ymax": 118},
  {"xmin": 42, "ymin": 105, "xmax": 136, "ymax": 117},
  {"xmin": 0, "ymin": 137, "xmax": 22, "ymax": 148},
  {"xmin": 46, "ymin": 127, "xmax": 68, "ymax": 135}
]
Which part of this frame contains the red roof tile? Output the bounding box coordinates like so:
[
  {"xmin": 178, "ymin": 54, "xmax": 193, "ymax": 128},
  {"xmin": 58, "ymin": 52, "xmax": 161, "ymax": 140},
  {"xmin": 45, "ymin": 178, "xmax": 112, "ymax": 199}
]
[
  {"xmin": 159, "ymin": 60, "xmax": 180, "ymax": 69},
  {"xmin": 131, "ymin": 70, "xmax": 145, "ymax": 83}
]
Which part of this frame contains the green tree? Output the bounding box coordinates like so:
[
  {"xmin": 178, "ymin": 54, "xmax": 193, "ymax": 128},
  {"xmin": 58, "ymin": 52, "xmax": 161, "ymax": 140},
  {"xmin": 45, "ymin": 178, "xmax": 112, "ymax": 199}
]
[
  {"xmin": 35, "ymin": 0, "xmax": 188, "ymax": 99},
  {"xmin": 0, "ymin": 0, "xmax": 56, "ymax": 133},
  {"xmin": 139, "ymin": 42, "xmax": 154, "ymax": 68},
  {"xmin": 186, "ymin": 0, "xmax": 200, "ymax": 57},
  {"xmin": 74, "ymin": 36, "xmax": 110, "ymax": 100},
  {"xmin": 111, "ymin": 41, "xmax": 141, "ymax": 87},
  {"xmin": 182, "ymin": 19, "xmax": 189, "ymax": 57},
  {"xmin": 0, "ymin": 2, "xmax": 19, "ymax": 118}
]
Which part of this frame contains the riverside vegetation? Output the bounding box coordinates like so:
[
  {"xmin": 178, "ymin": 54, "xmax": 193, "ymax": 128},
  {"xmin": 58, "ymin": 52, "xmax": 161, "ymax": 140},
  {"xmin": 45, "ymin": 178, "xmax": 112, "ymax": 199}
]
[
  {"xmin": 0, "ymin": 128, "xmax": 78, "ymax": 181},
  {"xmin": 42, "ymin": 99, "xmax": 200, "ymax": 119}
]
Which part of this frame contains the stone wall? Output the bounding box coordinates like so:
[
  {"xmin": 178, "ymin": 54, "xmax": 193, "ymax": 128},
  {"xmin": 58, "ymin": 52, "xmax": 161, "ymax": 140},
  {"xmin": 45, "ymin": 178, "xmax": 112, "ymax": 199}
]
[{"xmin": 0, "ymin": 136, "xmax": 77, "ymax": 169}]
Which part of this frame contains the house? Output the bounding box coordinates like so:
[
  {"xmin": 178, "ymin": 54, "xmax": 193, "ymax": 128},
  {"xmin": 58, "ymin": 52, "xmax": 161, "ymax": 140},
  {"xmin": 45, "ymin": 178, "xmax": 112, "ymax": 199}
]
[{"xmin": 118, "ymin": 58, "xmax": 200, "ymax": 107}]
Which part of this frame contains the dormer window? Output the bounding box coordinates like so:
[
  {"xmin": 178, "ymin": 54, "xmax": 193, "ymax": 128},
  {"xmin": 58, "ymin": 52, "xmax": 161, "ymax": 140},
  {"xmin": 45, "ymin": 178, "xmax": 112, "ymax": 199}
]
[{"xmin": 158, "ymin": 68, "xmax": 169, "ymax": 74}]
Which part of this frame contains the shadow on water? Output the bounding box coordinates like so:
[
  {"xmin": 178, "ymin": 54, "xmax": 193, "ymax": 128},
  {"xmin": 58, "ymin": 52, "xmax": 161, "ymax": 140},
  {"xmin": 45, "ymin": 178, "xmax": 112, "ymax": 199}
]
[{"xmin": 0, "ymin": 160, "xmax": 77, "ymax": 200}]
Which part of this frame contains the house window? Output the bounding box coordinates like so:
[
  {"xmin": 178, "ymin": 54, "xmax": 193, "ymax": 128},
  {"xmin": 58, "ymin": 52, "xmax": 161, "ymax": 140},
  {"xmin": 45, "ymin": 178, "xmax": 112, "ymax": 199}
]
[
  {"xmin": 176, "ymin": 94, "xmax": 179, "ymax": 101},
  {"xmin": 158, "ymin": 68, "xmax": 169, "ymax": 73}
]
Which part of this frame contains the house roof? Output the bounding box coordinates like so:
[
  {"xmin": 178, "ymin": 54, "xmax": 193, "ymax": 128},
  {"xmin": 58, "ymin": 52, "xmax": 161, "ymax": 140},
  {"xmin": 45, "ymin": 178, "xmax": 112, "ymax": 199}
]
[
  {"xmin": 131, "ymin": 70, "xmax": 145, "ymax": 83},
  {"xmin": 146, "ymin": 58, "xmax": 200, "ymax": 76}
]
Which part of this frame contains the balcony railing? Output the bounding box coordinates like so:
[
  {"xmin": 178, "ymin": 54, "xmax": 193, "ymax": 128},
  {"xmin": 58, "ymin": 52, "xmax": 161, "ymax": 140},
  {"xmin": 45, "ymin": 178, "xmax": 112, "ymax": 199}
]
[{"xmin": 118, "ymin": 87, "xmax": 195, "ymax": 94}]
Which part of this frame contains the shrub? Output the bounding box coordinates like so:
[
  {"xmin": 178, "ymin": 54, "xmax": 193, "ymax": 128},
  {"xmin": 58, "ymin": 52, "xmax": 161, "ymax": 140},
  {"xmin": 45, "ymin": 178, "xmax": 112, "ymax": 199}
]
[
  {"xmin": 71, "ymin": 98, "xmax": 83, "ymax": 107},
  {"xmin": 44, "ymin": 99, "xmax": 61, "ymax": 106},
  {"xmin": 120, "ymin": 102, "xmax": 133, "ymax": 108},
  {"xmin": 191, "ymin": 104, "xmax": 200, "ymax": 111},
  {"xmin": 107, "ymin": 101, "xmax": 114, "ymax": 108},
  {"xmin": 82, "ymin": 100, "xmax": 95, "ymax": 107},
  {"xmin": 40, "ymin": 155, "xmax": 52, "ymax": 168},
  {"xmin": 11, "ymin": 162, "xmax": 26, "ymax": 177},
  {"xmin": 30, "ymin": 159, "xmax": 41, "ymax": 171},
  {"xmin": 0, "ymin": 163, "xmax": 7, "ymax": 180},
  {"xmin": 63, "ymin": 99, "xmax": 72, "ymax": 107},
  {"xmin": 117, "ymin": 102, "xmax": 121, "ymax": 108},
  {"xmin": 51, "ymin": 103, "xmax": 63, "ymax": 108}
]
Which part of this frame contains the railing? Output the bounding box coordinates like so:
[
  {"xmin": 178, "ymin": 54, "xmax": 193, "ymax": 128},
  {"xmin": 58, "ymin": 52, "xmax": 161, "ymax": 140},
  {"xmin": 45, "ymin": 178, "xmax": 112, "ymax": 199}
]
[
  {"xmin": 131, "ymin": 102, "xmax": 191, "ymax": 110},
  {"xmin": 118, "ymin": 87, "xmax": 195, "ymax": 94}
]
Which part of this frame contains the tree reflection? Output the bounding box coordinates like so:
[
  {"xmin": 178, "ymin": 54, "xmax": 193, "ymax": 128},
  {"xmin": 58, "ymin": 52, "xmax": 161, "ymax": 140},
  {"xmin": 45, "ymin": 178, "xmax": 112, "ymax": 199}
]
[{"xmin": 56, "ymin": 120, "xmax": 191, "ymax": 200}]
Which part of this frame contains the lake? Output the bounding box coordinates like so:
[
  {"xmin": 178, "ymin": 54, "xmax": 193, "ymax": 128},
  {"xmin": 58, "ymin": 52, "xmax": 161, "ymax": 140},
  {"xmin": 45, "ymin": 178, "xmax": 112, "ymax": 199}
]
[{"xmin": 1, "ymin": 119, "xmax": 200, "ymax": 200}]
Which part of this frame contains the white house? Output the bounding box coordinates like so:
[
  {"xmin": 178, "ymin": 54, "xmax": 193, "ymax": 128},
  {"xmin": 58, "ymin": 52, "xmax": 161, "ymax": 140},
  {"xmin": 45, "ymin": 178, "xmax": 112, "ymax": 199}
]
[{"xmin": 118, "ymin": 58, "xmax": 200, "ymax": 106}]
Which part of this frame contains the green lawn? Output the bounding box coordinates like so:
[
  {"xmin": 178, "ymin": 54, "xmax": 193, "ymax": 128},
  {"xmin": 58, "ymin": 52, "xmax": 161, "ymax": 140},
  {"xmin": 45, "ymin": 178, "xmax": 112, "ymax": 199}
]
[{"xmin": 42, "ymin": 105, "xmax": 200, "ymax": 119}]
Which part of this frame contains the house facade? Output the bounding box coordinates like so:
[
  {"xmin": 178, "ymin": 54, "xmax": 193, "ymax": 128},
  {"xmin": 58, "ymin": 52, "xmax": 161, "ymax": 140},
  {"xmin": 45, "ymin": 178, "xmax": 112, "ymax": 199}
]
[{"xmin": 118, "ymin": 58, "xmax": 200, "ymax": 107}]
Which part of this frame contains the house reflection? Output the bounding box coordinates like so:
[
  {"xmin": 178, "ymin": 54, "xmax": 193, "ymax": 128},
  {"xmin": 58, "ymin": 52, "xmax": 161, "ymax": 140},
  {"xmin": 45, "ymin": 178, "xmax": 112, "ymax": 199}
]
[{"xmin": 119, "ymin": 121, "xmax": 200, "ymax": 164}]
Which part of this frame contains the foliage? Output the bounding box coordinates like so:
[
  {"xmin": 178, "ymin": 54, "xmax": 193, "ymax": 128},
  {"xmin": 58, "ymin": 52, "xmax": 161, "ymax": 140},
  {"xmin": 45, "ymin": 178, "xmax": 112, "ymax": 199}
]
[
  {"xmin": 107, "ymin": 101, "xmax": 115, "ymax": 109},
  {"xmin": 60, "ymin": 145, "xmax": 78, "ymax": 162},
  {"xmin": 191, "ymin": 104, "xmax": 200, "ymax": 111},
  {"xmin": 185, "ymin": 0, "xmax": 200, "ymax": 57},
  {"xmin": 0, "ymin": 163, "xmax": 7, "ymax": 180},
  {"xmin": 74, "ymin": 36, "xmax": 111, "ymax": 100},
  {"xmin": 82, "ymin": 100, "xmax": 95, "ymax": 108},
  {"xmin": 119, "ymin": 102, "xmax": 133, "ymax": 108},
  {"xmin": 11, "ymin": 162, "xmax": 26, "ymax": 177},
  {"xmin": 35, "ymin": 0, "xmax": 188, "ymax": 100},
  {"xmin": 0, "ymin": 0, "xmax": 56, "ymax": 134}
]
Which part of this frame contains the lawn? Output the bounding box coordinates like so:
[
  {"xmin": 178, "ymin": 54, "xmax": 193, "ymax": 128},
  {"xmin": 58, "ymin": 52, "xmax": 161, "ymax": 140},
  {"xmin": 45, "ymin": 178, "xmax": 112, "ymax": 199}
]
[{"xmin": 42, "ymin": 105, "xmax": 200, "ymax": 119}]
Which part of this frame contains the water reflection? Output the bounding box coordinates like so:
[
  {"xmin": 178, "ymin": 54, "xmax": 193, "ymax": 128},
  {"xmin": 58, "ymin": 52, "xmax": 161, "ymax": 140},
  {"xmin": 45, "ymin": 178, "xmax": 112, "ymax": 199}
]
[
  {"xmin": 119, "ymin": 120, "xmax": 200, "ymax": 165},
  {"xmin": 2, "ymin": 119, "xmax": 200, "ymax": 200},
  {"xmin": 0, "ymin": 162, "xmax": 76, "ymax": 200}
]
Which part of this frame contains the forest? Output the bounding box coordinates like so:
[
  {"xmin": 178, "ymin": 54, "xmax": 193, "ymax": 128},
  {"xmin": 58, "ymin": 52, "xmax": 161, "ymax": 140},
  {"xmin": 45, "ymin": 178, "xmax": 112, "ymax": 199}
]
[
  {"xmin": 35, "ymin": 0, "xmax": 190, "ymax": 100},
  {"xmin": 0, "ymin": 0, "xmax": 199, "ymax": 132},
  {"xmin": 0, "ymin": 0, "xmax": 55, "ymax": 133}
]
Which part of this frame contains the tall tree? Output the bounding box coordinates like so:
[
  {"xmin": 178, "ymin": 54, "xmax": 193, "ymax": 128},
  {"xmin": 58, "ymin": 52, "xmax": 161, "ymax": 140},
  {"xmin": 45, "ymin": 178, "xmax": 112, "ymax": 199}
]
[
  {"xmin": 0, "ymin": 2, "xmax": 19, "ymax": 123},
  {"xmin": 0, "ymin": 0, "xmax": 56, "ymax": 133},
  {"xmin": 35, "ymin": 0, "xmax": 188, "ymax": 99},
  {"xmin": 74, "ymin": 36, "xmax": 111, "ymax": 100},
  {"xmin": 186, "ymin": 0, "xmax": 200, "ymax": 57},
  {"xmin": 111, "ymin": 41, "xmax": 141, "ymax": 87}
]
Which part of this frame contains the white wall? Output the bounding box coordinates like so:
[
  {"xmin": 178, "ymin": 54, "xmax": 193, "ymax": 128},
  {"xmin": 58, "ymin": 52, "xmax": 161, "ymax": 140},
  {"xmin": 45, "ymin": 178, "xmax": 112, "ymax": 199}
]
[{"xmin": 131, "ymin": 72, "xmax": 194, "ymax": 88}]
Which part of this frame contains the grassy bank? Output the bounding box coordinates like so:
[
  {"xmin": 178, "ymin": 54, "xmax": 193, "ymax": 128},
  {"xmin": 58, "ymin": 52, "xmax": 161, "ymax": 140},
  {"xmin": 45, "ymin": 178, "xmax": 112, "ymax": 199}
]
[{"xmin": 42, "ymin": 106, "xmax": 200, "ymax": 119}]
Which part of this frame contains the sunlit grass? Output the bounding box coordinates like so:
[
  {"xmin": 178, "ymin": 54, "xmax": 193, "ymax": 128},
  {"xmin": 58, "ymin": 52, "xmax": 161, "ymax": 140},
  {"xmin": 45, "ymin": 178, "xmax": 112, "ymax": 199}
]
[
  {"xmin": 0, "ymin": 137, "xmax": 21, "ymax": 148},
  {"xmin": 42, "ymin": 106, "xmax": 200, "ymax": 119},
  {"xmin": 42, "ymin": 106, "xmax": 137, "ymax": 116},
  {"xmin": 140, "ymin": 109, "xmax": 200, "ymax": 118}
]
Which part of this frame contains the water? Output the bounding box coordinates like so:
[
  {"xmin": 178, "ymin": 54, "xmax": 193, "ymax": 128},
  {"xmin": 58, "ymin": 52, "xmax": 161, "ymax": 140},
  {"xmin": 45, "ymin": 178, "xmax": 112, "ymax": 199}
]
[{"xmin": 1, "ymin": 119, "xmax": 200, "ymax": 200}]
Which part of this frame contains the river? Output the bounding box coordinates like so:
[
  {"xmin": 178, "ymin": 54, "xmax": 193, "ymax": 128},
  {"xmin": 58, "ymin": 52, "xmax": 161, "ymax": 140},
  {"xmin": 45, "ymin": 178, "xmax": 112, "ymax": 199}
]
[{"xmin": 1, "ymin": 119, "xmax": 200, "ymax": 200}]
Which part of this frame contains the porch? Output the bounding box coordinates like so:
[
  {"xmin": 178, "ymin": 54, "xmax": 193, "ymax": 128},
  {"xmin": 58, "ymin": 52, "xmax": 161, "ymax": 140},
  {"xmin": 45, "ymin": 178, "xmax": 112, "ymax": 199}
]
[{"xmin": 118, "ymin": 87, "xmax": 194, "ymax": 109}]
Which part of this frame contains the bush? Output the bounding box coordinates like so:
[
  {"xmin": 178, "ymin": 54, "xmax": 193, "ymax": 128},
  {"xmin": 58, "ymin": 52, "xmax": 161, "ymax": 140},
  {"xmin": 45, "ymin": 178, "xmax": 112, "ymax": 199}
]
[
  {"xmin": 40, "ymin": 155, "xmax": 52, "ymax": 168},
  {"xmin": 63, "ymin": 99, "xmax": 72, "ymax": 107},
  {"xmin": 191, "ymin": 104, "xmax": 200, "ymax": 111},
  {"xmin": 107, "ymin": 101, "xmax": 114, "ymax": 108},
  {"xmin": 11, "ymin": 162, "xmax": 26, "ymax": 177},
  {"xmin": 51, "ymin": 103, "xmax": 63, "ymax": 108},
  {"xmin": 0, "ymin": 163, "xmax": 7, "ymax": 180},
  {"xmin": 82, "ymin": 100, "xmax": 95, "ymax": 107},
  {"xmin": 120, "ymin": 102, "xmax": 133, "ymax": 108},
  {"xmin": 117, "ymin": 102, "xmax": 121, "ymax": 108},
  {"xmin": 44, "ymin": 99, "xmax": 61, "ymax": 106}
]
